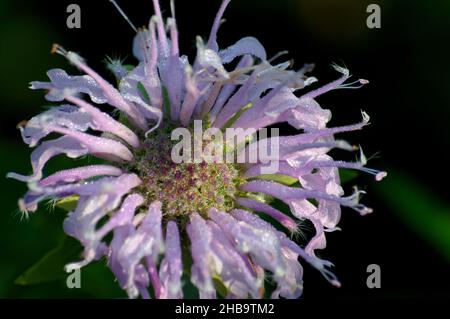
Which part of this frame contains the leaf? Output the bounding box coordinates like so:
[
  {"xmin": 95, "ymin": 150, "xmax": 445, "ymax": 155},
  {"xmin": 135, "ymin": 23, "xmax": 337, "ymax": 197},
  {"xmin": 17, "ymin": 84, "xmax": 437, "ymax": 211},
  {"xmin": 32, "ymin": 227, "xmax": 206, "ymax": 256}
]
[
  {"xmin": 181, "ymin": 274, "xmax": 198, "ymax": 299},
  {"xmin": 253, "ymin": 174, "xmax": 298, "ymax": 186},
  {"xmin": 162, "ymin": 86, "xmax": 171, "ymax": 120},
  {"xmin": 374, "ymin": 168, "xmax": 450, "ymax": 262},
  {"xmin": 15, "ymin": 236, "xmax": 82, "ymax": 285},
  {"xmin": 137, "ymin": 81, "xmax": 151, "ymax": 105},
  {"xmin": 123, "ymin": 64, "xmax": 135, "ymax": 72},
  {"xmin": 77, "ymin": 261, "xmax": 126, "ymax": 298},
  {"xmin": 222, "ymin": 102, "xmax": 253, "ymax": 129},
  {"xmin": 118, "ymin": 111, "xmax": 134, "ymax": 129},
  {"xmin": 213, "ymin": 275, "xmax": 228, "ymax": 298},
  {"xmin": 55, "ymin": 195, "xmax": 79, "ymax": 212}
]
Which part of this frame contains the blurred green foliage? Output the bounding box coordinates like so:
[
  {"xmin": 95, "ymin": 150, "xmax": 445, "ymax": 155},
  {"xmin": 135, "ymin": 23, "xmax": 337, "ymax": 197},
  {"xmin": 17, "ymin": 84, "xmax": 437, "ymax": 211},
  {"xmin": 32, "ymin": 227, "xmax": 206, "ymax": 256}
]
[
  {"xmin": 15, "ymin": 237, "xmax": 82, "ymax": 286},
  {"xmin": 0, "ymin": 141, "xmax": 127, "ymax": 298},
  {"xmin": 375, "ymin": 168, "xmax": 450, "ymax": 262}
]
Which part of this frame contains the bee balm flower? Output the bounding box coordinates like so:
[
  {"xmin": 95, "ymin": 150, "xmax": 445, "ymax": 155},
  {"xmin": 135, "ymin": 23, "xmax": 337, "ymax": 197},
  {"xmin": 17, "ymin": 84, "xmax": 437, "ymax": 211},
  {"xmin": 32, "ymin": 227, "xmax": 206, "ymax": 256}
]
[{"xmin": 8, "ymin": 0, "xmax": 386, "ymax": 299}]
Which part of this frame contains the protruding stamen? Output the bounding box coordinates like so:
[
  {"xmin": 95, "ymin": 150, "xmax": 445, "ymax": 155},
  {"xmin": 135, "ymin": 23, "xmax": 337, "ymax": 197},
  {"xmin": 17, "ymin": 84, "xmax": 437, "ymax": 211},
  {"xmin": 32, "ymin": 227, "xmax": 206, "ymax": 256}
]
[
  {"xmin": 331, "ymin": 63, "xmax": 350, "ymax": 76},
  {"xmin": 207, "ymin": 0, "xmax": 232, "ymax": 49},
  {"xmin": 301, "ymin": 63, "xmax": 351, "ymax": 99},
  {"xmin": 109, "ymin": 0, "xmax": 138, "ymax": 33},
  {"xmin": 148, "ymin": 16, "xmax": 159, "ymax": 69},
  {"xmin": 144, "ymin": 115, "xmax": 162, "ymax": 138},
  {"xmin": 338, "ymin": 78, "xmax": 370, "ymax": 90},
  {"xmin": 361, "ymin": 110, "xmax": 371, "ymax": 124},
  {"xmin": 51, "ymin": 44, "xmax": 85, "ymax": 66},
  {"xmin": 167, "ymin": 18, "xmax": 179, "ymax": 56},
  {"xmin": 311, "ymin": 159, "xmax": 387, "ymax": 182},
  {"xmin": 170, "ymin": 0, "xmax": 176, "ymax": 18},
  {"xmin": 51, "ymin": 43, "xmax": 68, "ymax": 56},
  {"xmin": 152, "ymin": 0, "xmax": 169, "ymax": 54},
  {"xmin": 16, "ymin": 120, "xmax": 28, "ymax": 129},
  {"xmin": 268, "ymin": 51, "xmax": 289, "ymax": 63}
]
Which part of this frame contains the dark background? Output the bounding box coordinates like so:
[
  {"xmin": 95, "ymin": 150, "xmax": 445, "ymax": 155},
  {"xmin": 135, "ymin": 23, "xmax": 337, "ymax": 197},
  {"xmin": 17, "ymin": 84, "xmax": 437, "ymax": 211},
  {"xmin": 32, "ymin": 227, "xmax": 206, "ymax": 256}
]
[{"xmin": 0, "ymin": 0, "xmax": 449, "ymax": 298}]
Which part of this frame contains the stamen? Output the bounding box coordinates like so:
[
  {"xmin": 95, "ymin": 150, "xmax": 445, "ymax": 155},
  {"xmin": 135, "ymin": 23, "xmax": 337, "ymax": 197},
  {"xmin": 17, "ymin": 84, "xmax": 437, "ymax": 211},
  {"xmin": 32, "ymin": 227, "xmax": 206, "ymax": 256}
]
[
  {"xmin": 207, "ymin": 0, "xmax": 232, "ymax": 49},
  {"xmin": 109, "ymin": 0, "xmax": 138, "ymax": 33},
  {"xmin": 300, "ymin": 64, "xmax": 350, "ymax": 99},
  {"xmin": 170, "ymin": 0, "xmax": 176, "ymax": 18},
  {"xmin": 298, "ymin": 63, "xmax": 315, "ymax": 75},
  {"xmin": 311, "ymin": 160, "xmax": 387, "ymax": 182},
  {"xmin": 345, "ymin": 187, "xmax": 373, "ymax": 215},
  {"xmin": 152, "ymin": 0, "xmax": 169, "ymax": 53},
  {"xmin": 144, "ymin": 116, "xmax": 162, "ymax": 138},
  {"xmin": 331, "ymin": 63, "xmax": 350, "ymax": 76},
  {"xmin": 278, "ymin": 111, "xmax": 371, "ymax": 146},
  {"xmin": 167, "ymin": 18, "xmax": 179, "ymax": 56},
  {"xmin": 51, "ymin": 43, "xmax": 68, "ymax": 56},
  {"xmin": 51, "ymin": 44, "xmax": 85, "ymax": 65},
  {"xmin": 268, "ymin": 51, "xmax": 289, "ymax": 63},
  {"xmin": 320, "ymin": 267, "xmax": 342, "ymax": 288},
  {"xmin": 148, "ymin": 16, "xmax": 159, "ymax": 69},
  {"xmin": 338, "ymin": 78, "xmax": 370, "ymax": 90},
  {"xmin": 16, "ymin": 120, "xmax": 28, "ymax": 129}
]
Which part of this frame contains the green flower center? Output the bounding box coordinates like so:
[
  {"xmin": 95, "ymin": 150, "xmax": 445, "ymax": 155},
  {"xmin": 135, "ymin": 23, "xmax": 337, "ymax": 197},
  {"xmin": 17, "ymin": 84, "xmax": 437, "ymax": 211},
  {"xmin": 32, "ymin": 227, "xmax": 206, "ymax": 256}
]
[{"xmin": 129, "ymin": 124, "xmax": 243, "ymax": 218}]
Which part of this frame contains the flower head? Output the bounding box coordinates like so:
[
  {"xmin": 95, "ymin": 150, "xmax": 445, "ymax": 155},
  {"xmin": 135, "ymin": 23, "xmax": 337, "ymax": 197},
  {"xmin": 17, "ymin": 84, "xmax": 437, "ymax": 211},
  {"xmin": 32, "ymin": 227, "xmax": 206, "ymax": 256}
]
[{"xmin": 8, "ymin": 0, "xmax": 386, "ymax": 299}]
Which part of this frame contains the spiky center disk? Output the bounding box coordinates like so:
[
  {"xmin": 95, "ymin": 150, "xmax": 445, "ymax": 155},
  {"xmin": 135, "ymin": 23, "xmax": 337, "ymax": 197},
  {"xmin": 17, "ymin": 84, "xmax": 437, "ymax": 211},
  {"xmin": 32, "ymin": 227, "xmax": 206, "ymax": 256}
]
[{"xmin": 130, "ymin": 125, "xmax": 242, "ymax": 217}]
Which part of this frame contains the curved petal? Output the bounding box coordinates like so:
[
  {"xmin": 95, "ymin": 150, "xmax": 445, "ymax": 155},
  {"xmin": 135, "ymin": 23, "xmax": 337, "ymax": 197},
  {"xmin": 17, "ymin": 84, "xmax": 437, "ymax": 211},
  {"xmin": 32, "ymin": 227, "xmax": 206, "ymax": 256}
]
[
  {"xmin": 241, "ymin": 180, "xmax": 372, "ymax": 215},
  {"xmin": 119, "ymin": 63, "xmax": 163, "ymax": 119},
  {"xmin": 207, "ymin": 220, "xmax": 263, "ymax": 298},
  {"xmin": 159, "ymin": 221, "xmax": 183, "ymax": 299},
  {"xmin": 236, "ymin": 197, "xmax": 298, "ymax": 232},
  {"xmin": 7, "ymin": 136, "xmax": 88, "ymax": 184},
  {"xmin": 196, "ymin": 37, "xmax": 228, "ymax": 79},
  {"xmin": 65, "ymin": 95, "xmax": 140, "ymax": 148},
  {"xmin": 117, "ymin": 201, "xmax": 164, "ymax": 298},
  {"xmin": 30, "ymin": 69, "xmax": 107, "ymax": 104},
  {"xmin": 19, "ymin": 105, "xmax": 92, "ymax": 147},
  {"xmin": 219, "ymin": 37, "xmax": 267, "ymax": 64},
  {"xmin": 39, "ymin": 165, "xmax": 123, "ymax": 187},
  {"xmin": 54, "ymin": 48, "xmax": 148, "ymax": 130},
  {"xmin": 209, "ymin": 209, "xmax": 287, "ymax": 284},
  {"xmin": 230, "ymin": 209, "xmax": 306, "ymax": 298},
  {"xmin": 186, "ymin": 213, "xmax": 216, "ymax": 299},
  {"xmin": 64, "ymin": 192, "xmax": 144, "ymax": 272},
  {"xmin": 206, "ymin": 0, "xmax": 231, "ymax": 50},
  {"xmin": 48, "ymin": 126, "xmax": 133, "ymax": 162},
  {"xmin": 21, "ymin": 173, "xmax": 141, "ymax": 213}
]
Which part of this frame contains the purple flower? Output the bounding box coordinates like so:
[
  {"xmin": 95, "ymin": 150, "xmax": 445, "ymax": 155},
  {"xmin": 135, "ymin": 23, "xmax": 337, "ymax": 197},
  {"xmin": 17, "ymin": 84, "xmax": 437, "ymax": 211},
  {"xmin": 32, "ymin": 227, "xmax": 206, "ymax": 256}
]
[{"xmin": 8, "ymin": 0, "xmax": 386, "ymax": 299}]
